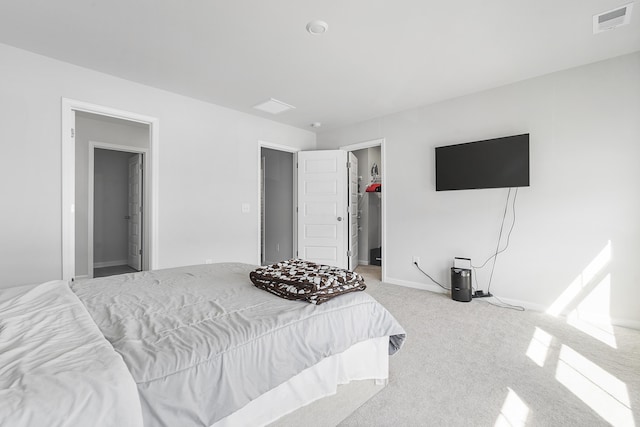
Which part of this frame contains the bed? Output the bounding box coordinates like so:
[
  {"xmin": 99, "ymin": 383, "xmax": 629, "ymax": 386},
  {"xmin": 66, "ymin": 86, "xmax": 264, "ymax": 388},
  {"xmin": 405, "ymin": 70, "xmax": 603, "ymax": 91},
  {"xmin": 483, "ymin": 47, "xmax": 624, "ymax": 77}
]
[
  {"xmin": 0, "ymin": 280, "xmax": 143, "ymax": 427},
  {"xmin": 0, "ymin": 262, "xmax": 405, "ymax": 426}
]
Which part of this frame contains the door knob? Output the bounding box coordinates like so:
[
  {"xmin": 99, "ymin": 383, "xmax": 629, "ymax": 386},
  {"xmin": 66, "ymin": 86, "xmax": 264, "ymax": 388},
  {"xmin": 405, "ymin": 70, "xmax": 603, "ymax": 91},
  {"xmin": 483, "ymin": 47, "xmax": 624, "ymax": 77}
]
[{"xmin": 337, "ymin": 216, "xmax": 343, "ymax": 221}]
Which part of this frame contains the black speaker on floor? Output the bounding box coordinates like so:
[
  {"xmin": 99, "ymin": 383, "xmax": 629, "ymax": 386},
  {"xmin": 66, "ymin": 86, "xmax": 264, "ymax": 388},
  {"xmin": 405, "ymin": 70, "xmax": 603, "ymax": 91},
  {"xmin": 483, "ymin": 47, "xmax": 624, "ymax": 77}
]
[{"xmin": 451, "ymin": 268, "xmax": 472, "ymax": 302}]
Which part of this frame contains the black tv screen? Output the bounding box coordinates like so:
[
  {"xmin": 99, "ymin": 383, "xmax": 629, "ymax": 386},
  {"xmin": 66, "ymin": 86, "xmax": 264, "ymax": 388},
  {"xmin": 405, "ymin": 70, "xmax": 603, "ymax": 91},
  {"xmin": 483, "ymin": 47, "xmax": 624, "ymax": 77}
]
[{"xmin": 435, "ymin": 134, "xmax": 530, "ymax": 191}]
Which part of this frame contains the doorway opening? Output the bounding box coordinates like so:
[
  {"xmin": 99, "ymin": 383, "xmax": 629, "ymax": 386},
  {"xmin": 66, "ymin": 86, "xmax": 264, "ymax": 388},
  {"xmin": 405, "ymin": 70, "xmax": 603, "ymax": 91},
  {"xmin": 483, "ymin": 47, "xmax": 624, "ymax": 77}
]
[
  {"xmin": 258, "ymin": 142, "xmax": 298, "ymax": 266},
  {"xmin": 89, "ymin": 144, "xmax": 147, "ymax": 278},
  {"xmin": 78, "ymin": 114, "xmax": 149, "ymax": 279},
  {"xmin": 61, "ymin": 99, "xmax": 159, "ymax": 282},
  {"xmin": 256, "ymin": 138, "xmax": 385, "ymax": 279},
  {"xmin": 351, "ymin": 147, "xmax": 382, "ymax": 265},
  {"xmin": 341, "ymin": 139, "xmax": 385, "ymax": 282}
]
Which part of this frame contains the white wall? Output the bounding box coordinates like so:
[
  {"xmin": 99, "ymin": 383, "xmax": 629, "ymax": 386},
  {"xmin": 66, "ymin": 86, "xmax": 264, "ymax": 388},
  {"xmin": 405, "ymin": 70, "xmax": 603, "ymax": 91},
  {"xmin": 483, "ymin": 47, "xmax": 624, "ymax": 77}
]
[
  {"xmin": 0, "ymin": 42, "xmax": 315, "ymax": 288},
  {"xmin": 318, "ymin": 52, "xmax": 640, "ymax": 327}
]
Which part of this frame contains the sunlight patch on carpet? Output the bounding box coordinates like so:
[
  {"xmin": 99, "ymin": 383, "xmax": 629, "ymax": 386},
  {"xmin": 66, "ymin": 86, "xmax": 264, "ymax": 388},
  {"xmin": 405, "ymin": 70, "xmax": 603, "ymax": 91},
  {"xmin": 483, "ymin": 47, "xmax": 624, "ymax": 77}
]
[
  {"xmin": 525, "ymin": 327, "xmax": 553, "ymax": 367},
  {"xmin": 494, "ymin": 388, "xmax": 529, "ymax": 427},
  {"xmin": 555, "ymin": 344, "xmax": 633, "ymax": 426}
]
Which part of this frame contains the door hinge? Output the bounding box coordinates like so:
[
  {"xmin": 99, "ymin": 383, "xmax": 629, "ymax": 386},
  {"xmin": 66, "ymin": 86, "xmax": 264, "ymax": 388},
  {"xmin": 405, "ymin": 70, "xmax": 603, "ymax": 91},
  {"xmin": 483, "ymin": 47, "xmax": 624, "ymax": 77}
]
[
  {"xmin": 346, "ymin": 161, "xmax": 352, "ymax": 169},
  {"xmin": 139, "ymin": 205, "xmax": 143, "ymax": 212},
  {"xmin": 139, "ymin": 249, "xmax": 142, "ymax": 255},
  {"xmin": 296, "ymin": 206, "xmax": 298, "ymax": 213},
  {"xmin": 347, "ymin": 250, "xmax": 353, "ymax": 257},
  {"xmin": 70, "ymin": 128, "xmax": 75, "ymax": 138}
]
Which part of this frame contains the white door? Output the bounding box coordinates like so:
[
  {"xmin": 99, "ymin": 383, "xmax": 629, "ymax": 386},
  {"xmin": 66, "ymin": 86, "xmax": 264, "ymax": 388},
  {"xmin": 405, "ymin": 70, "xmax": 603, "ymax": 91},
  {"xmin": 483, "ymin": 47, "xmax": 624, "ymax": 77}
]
[
  {"xmin": 297, "ymin": 150, "xmax": 348, "ymax": 269},
  {"xmin": 348, "ymin": 152, "xmax": 358, "ymax": 270},
  {"xmin": 127, "ymin": 154, "xmax": 142, "ymax": 271}
]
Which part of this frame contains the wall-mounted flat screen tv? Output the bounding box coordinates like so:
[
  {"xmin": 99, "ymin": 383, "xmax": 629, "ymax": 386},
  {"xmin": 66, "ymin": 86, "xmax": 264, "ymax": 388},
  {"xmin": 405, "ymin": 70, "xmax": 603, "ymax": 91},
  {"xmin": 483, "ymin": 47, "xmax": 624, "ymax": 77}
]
[{"xmin": 435, "ymin": 133, "xmax": 530, "ymax": 191}]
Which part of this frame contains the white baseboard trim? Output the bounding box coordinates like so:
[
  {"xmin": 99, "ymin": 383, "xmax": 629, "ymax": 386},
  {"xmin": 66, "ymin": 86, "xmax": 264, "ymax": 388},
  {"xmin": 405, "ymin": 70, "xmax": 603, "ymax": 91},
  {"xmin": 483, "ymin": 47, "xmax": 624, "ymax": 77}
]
[
  {"xmin": 477, "ymin": 295, "xmax": 546, "ymax": 313},
  {"xmin": 384, "ymin": 277, "xmax": 640, "ymax": 330},
  {"xmin": 384, "ymin": 276, "xmax": 448, "ymax": 295},
  {"xmin": 358, "ymin": 260, "xmax": 370, "ymax": 266},
  {"xmin": 609, "ymin": 318, "xmax": 640, "ymax": 330},
  {"xmin": 94, "ymin": 259, "xmax": 128, "ymax": 268},
  {"xmin": 74, "ymin": 275, "xmax": 90, "ymax": 280}
]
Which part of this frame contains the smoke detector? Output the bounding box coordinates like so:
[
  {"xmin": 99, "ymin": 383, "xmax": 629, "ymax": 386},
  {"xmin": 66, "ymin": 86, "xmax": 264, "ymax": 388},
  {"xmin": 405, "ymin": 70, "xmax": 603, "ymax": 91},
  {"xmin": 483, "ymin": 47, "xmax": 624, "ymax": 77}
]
[
  {"xmin": 593, "ymin": 3, "xmax": 634, "ymax": 34},
  {"xmin": 306, "ymin": 20, "xmax": 328, "ymax": 35}
]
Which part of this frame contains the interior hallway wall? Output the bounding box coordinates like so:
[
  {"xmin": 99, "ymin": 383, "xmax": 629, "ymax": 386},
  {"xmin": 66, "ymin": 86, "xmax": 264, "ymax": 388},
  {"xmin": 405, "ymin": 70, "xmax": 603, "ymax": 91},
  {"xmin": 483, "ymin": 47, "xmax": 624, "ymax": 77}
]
[{"xmin": 0, "ymin": 42, "xmax": 315, "ymax": 288}]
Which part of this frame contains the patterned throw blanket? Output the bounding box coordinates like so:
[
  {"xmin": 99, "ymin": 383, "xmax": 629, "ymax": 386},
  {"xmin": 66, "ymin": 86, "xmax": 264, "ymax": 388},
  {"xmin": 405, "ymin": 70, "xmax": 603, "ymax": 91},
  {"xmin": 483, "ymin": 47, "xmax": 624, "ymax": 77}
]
[{"xmin": 250, "ymin": 259, "xmax": 366, "ymax": 305}]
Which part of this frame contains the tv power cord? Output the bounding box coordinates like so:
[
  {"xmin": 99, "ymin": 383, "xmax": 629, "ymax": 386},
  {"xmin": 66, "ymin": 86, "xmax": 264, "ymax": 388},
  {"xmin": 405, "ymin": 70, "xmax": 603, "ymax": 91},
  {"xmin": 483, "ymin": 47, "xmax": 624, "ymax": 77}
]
[
  {"xmin": 413, "ymin": 261, "xmax": 449, "ymax": 290},
  {"xmin": 472, "ymin": 187, "xmax": 518, "ymax": 296}
]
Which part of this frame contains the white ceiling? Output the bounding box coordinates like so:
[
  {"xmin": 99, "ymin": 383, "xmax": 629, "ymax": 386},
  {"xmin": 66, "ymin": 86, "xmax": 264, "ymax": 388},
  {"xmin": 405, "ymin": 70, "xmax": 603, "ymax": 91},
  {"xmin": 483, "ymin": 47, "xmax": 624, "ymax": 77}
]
[{"xmin": 0, "ymin": 1, "xmax": 638, "ymax": 132}]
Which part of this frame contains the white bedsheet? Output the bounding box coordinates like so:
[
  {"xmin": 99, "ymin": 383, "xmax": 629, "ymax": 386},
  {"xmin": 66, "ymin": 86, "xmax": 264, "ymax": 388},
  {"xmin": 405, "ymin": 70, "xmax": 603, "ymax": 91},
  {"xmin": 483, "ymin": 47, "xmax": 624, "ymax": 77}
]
[
  {"xmin": 213, "ymin": 336, "xmax": 389, "ymax": 427},
  {"xmin": 0, "ymin": 280, "xmax": 143, "ymax": 427}
]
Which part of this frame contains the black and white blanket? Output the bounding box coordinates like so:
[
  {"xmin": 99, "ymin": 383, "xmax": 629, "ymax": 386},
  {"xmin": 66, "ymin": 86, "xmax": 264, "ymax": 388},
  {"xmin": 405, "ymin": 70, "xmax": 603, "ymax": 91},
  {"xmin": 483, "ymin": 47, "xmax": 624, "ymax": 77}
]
[{"xmin": 250, "ymin": 259, "xmax": 367, "ymax": 305}]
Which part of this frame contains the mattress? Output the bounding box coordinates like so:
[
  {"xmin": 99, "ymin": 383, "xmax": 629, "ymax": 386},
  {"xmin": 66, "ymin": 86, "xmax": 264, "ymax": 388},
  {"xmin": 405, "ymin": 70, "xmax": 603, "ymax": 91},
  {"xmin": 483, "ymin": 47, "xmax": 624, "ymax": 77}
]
[
  {"xmin": 71, "ymin": 262, "xmax": 406, "ymax": 427},
  {"xmin": 0, "ymin": 280, "xmax": 143, "ymax": 427}
]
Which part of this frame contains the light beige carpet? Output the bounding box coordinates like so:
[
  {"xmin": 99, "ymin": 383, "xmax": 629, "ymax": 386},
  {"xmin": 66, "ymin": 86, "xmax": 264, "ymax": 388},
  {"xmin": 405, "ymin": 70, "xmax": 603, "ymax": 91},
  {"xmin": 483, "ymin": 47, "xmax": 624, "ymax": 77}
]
[{"xmin": 336, "ymin": 265, "xmax": 640, "ymax": 426}]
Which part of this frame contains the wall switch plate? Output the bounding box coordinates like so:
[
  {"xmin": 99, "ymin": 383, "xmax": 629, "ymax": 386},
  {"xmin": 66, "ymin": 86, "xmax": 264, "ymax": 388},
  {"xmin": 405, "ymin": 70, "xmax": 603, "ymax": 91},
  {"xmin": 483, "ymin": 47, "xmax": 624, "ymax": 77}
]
[{"xmin": 241, "ymin": 203, "xmax": 250, "ymax": 213}]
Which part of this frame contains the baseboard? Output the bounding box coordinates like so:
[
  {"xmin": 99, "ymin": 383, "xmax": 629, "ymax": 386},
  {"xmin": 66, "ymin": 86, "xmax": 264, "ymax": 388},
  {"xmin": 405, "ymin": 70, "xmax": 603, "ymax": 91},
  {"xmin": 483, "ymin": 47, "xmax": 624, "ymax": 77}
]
[
  {"xmin": 358, "ymin": 260, "xmax": 370, "ymax": 266},
  {"xmin": 384, "ymin": 278, "xmax": 640, "ymax": 330},
  {"xmin": 477, "ymin": 295, "xmax": 547, "ymax": 313},
  {"xmin": 93, "ymin": 259, "xmax": 128, "ymax": 268},
  {"xmin": 609, "ymin": 318, "xmax": 640, "ymax": 330},
  {"xmin": 384, "ymin": 276, "xmax": 448, "ymax": 295}
]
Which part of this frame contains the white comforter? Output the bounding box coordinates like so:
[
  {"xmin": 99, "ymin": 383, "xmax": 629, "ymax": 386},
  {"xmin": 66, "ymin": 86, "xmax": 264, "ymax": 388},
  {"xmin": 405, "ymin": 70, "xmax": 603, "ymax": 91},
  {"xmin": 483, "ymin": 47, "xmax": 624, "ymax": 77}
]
[
  {"xmin": 72, "ymin": 263, "xmax": 406, "ymax": 427},
  {"xmin": 0, "ymin": 280, "xmax": 143, "ymax": 427}
]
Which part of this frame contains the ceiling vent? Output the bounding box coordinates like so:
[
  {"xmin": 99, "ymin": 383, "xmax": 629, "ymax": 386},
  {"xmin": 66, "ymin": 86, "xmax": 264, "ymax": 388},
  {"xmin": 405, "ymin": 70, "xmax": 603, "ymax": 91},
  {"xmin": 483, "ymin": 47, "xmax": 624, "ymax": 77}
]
[
  {"xmin": 252, "ymin": 98, "xmax": 296, "ymax": 115},
  {"xmin": 593, "ymin": 3, "xmax": 634, "ymax": 33}
]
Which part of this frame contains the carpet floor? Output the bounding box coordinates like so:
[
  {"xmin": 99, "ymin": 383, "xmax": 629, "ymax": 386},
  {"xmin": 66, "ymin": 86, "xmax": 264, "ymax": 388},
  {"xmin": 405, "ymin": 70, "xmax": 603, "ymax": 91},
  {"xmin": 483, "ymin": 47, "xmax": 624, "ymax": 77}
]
[{"xmin": 337, "ymin": 265, "xmax": 640, "ymax": 427}]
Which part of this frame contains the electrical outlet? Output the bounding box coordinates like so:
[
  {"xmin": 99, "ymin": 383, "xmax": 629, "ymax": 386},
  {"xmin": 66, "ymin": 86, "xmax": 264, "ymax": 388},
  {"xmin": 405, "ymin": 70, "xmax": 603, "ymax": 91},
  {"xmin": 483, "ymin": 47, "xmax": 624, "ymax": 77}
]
[
  {"xmin": 412, "ymin": 256, "xmax": 420, "ymax": 265},
  {"xmin": 205, "ymin": 259, "xmax": 213, "ymax": 264}
]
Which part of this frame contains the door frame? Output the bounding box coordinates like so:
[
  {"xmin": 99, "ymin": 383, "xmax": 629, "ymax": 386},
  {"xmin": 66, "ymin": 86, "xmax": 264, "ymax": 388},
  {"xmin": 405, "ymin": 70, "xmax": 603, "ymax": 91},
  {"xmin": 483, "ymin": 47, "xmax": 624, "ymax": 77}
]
[
  {"xmin": 88, "ymin": 142, "xmax": 148, "ymax": 278},
  {"xmin": 256, "ymin": 140, "xmax": 299, "ymax": 265},
  {"xmin": 61, "ymin": 98, "xmax": 159, "ymax": 282},
  {"xmin": 340, "ymin": 138, "xmax": 386, "ymax": 281}
]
